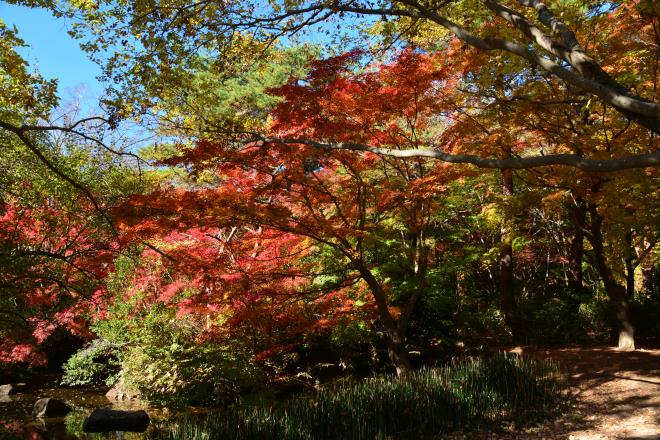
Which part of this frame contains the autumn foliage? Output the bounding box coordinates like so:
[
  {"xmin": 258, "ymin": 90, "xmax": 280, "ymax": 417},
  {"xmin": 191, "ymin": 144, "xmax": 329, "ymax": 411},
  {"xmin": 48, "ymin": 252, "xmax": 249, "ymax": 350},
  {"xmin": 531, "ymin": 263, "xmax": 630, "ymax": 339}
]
[
  {"xmin": 0, "ymin": 193, "xmax": 116, "ymax": 365},
  {"xmin": 0, "ymin": 1, "xmax": 658, "ymax": 381}
]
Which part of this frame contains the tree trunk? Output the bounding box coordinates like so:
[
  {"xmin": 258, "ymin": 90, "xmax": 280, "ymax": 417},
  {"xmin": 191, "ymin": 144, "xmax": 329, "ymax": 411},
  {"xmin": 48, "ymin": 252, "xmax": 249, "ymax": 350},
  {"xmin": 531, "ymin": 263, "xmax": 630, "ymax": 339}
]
[
  {"xmin": 500, "ymin": 168, "xmax": 517, "ymax": 335},
  {"xmin": 568, "ymin": 198, "xmax": 586, "ymax": 291},
  {"xmin": 586, "ymin": 206, "xmax": 635, "ymax": 350},
  {"xmin": 613, "ymin": 292, "xmax": 636, "ymax": 351},
  {"xmin": 387, "ymin": 332, "xmax": 413, "ymax": 377},
  {"xmin": 358, "ymin": 265, "xmax": 413, "ymax": 376},
  {"xmin": 625, "ymin": 258, "xmax": 636, "ymax": 299},
  {"xmin": 623, "ymin": 231, "xmax": 636, "ymax": 298},
  {"xmin": 500, "ymin": 240, "xmax": 516, "ymax": 327}
]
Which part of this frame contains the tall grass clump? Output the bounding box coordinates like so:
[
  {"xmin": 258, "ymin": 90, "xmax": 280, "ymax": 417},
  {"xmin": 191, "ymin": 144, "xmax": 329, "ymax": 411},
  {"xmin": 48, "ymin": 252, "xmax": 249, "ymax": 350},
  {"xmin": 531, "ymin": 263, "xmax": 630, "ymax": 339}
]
[{"xmin": 160, "ymin": 353, "xmax": 562, "ymax": 440}]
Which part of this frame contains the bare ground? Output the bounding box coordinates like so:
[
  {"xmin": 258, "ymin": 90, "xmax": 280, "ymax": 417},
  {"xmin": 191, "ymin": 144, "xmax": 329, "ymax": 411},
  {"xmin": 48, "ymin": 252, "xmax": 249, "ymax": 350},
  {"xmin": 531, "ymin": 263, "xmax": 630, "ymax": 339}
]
[{"xmin": 460, "ymin": 347, "xmax": 660, "ymax": 439}]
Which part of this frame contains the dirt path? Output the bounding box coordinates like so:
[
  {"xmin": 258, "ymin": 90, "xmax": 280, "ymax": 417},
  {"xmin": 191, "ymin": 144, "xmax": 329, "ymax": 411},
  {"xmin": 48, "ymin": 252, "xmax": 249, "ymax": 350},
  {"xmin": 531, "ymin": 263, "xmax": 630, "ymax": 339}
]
[
  {"xmin": 493, "ymin": 347, "xmax": 660, "ymax": 439},
  {"xmin": 541, "ymin": 347, "xmax": 659, "ymax": 439}
]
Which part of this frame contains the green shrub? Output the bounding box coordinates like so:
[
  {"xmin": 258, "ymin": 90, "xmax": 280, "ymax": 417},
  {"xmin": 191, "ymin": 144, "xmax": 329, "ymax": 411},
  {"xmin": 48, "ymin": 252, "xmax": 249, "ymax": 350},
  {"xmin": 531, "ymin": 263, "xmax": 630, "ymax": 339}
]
[
  {"xmin": 454, "ymin": 306, "xmax": 511, "ymax": 349},
  {"xmin": 631, "ymin": 297, "xmax": 660, "ymax": 344},
  {"xmin": 90, "ymin": 257, "xmax": 265, "ymax": 408},
  {"xmin": 578, "ymin": 296, "xmax": 616, "ymax": 342},
  {"xmin": 518, "ymin": 294, "xmax": 587, "ymax": 345},
  {"xmin": 61, "ymin": 339, "xmax": 122, "ymax": 386},
  {"xmin": 160, "ymin": 353, "xmax": 563, "ymax": 440},
  {"xmin": 516, "ymin": 287, "xmax": 619, "ymax": 346},
  {"xmin": 122, "ymin": 342, "xmax": 262, "ymax": 408}
]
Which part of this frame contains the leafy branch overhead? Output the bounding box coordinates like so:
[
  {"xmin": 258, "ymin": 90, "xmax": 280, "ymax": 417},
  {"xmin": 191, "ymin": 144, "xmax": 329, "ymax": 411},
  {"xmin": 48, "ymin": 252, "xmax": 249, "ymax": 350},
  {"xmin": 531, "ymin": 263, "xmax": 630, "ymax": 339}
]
[{"xmin": 45, "ymin": 0, "xmax": 660, "ymax": 134}]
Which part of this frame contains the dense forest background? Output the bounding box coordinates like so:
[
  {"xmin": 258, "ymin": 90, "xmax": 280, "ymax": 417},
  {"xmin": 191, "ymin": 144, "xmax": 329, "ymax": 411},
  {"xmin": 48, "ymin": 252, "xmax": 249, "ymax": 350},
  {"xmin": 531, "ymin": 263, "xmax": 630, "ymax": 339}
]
[{"xmin": 0, "ymin": 0, "xmax": 658, "ymax": 409}]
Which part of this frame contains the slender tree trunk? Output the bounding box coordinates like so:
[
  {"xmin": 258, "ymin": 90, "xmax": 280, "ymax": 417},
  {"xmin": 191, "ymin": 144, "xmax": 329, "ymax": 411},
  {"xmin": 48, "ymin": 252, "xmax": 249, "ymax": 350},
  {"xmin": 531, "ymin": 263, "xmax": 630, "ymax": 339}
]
[
  {"xmin": 568, "ymin": 198, "xmax": 586, "ymax": 291},
  {"xmin": 625, "ymin": 258, "xmax": 636, "ymax": 299},
  {"xmin": 586, "ymin": 207, "xmax": 635, "ymax": 350},
  {"xmin": 499, "ymin": 168, "xmax": 517, "ymax": 335},
  {"xmin": 358, "ymin": 265, "xmax": 413, "ymax": 376},
  {"xmin": 638, "ymin": 239, "xmax": 658, "ymax": 296},
  {"xmin": 624, "ymin": 231, "xmax": 637, "ymax": 298}
]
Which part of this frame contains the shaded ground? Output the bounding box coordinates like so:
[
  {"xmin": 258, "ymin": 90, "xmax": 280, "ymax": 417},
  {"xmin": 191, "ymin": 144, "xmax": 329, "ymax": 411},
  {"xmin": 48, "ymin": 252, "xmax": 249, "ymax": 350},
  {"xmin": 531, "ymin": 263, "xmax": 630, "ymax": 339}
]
[{"xmin": 460, "ymin": 347, "xmax": 660, "ymax": 439}]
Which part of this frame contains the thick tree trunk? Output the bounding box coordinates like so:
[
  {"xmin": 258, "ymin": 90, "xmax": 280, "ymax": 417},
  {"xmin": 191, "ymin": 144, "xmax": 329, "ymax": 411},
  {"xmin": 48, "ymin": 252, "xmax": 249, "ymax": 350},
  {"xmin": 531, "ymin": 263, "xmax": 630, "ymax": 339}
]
[
  {"xmin": 568, "ymin": 198, "xmax": 586, "ymax": 291},
  {"xmin": 499, "ymin": 168, "xmax": 517, "ymax": 335},
  {"xmin": 386, "ymin": 333, "xmax": 413, "ymax": 377},
  {"xmin": 586, "ymin": 207, "xmax": 635, "ymax": 350},
  {"xmin": 613, "ymin": 292, "xmax": 636, "ymax": 351}
]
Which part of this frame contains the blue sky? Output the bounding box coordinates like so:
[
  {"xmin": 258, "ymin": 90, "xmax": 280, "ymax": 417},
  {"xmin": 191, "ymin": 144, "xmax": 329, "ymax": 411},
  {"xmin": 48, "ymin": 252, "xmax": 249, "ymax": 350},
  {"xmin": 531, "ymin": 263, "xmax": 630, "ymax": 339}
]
[
  {"xmin": 0, "ymin": 2, "xmax": 379, "ymax": 114},
  {"xmin": 1, "ymin": 2, "xmax": 103, "ymax": 106}
]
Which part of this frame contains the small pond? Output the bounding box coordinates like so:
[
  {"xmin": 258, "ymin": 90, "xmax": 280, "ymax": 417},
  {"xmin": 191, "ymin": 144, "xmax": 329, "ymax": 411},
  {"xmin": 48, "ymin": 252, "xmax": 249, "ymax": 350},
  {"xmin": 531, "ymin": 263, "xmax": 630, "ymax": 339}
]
[{"xmin": 0, "ymin": 384, "xmax": 205, "ymax": 439}]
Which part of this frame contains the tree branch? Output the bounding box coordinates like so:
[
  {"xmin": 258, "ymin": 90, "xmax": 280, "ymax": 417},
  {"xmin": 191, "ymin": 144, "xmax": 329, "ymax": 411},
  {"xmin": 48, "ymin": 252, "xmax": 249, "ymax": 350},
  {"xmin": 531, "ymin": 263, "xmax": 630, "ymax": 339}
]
[
  {"xmin": 340, "ymin": 0, "xmax": 660, "ymax": 132},
  {"xmin": 257, "ymin": 136, "xmax": 660, "ymax": 172},
  {"xmin": 0, "ymin": 119, "xmax": 119, "ymax": 236}
]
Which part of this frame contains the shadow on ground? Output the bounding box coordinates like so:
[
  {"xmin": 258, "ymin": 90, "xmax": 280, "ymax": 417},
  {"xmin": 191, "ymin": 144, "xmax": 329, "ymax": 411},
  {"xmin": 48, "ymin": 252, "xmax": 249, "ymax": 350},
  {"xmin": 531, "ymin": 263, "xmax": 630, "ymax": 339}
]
[{"xmin": 508, "ymin": 347, "xmax": 660, "ymax": 440}]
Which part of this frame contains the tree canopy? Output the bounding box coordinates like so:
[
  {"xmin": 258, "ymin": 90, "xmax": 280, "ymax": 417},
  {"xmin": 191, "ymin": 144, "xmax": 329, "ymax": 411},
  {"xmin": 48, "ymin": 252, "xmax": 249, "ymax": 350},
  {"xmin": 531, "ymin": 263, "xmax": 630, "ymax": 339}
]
[{"xmin": 0, "ymin": 0, "xmax": 658, "ymax": 382}]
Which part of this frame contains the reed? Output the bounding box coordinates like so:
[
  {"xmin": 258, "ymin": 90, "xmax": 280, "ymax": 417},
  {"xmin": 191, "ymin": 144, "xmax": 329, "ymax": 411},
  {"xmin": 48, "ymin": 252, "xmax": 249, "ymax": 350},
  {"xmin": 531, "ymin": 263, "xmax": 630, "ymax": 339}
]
[{"xmin": 160, "ymin": 353, "xmax": 562, "ymax": 440}]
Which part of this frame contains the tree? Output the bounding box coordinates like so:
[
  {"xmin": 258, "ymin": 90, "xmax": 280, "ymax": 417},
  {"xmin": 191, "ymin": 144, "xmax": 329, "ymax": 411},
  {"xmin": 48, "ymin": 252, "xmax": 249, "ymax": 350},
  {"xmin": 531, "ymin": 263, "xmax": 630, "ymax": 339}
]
[
  {"xmin": 3, "ymin": 0, "xmax": 657, "ymax": 361},
  {"xmin": 15, "ymin": 0, "xmax": 660, "ymax": 169},
  {"xmin": 115, "ymin": 51, "xmax": 483, "ymax": 374},
  {"xmin": 0, "ymin": 19, "xmax": 152, "ymax": 364}
]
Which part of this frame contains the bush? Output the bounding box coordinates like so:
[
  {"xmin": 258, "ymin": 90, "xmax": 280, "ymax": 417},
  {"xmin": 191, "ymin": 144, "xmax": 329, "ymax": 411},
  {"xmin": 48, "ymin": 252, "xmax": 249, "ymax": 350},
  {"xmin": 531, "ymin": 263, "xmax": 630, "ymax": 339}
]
[
  {"xmin": 518, "ymin": 293, "xmax": 588, "ymax": 345},
  {"xmin": 160, "ymin": 353, "xmax": 563, "ymax": 440},
  {"xmin": 454, "ymin": 306, "xmax": 511, "ymax": 349},
  {"xmin": 578, "ymin": 296, "xmax": 617, "ymax": 342},
  {"xmin": 90, "ymin": 258, "xmax": 265, "ymax": 408},
  {"xmin": 122, "ymin": 342, "xmax": 262, "ymax": 408},
  {"xmin": 61, "ymin": 339, "xmax": 122, "ymax": 386},
  {"xmin": 516, "ymin": 288, "xmax": 620, "ymax": 346},
  {"xmin": 631, "ymin": 297, "xmax": 660, "ymax": 344}
]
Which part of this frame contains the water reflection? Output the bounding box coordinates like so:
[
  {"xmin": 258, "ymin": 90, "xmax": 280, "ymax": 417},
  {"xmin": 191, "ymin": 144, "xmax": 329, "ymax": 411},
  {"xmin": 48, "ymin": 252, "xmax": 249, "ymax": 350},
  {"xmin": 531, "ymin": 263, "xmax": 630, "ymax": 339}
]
[{"xmin": 0, "ymin": 387, "xmax": 181, "ymax": 439}]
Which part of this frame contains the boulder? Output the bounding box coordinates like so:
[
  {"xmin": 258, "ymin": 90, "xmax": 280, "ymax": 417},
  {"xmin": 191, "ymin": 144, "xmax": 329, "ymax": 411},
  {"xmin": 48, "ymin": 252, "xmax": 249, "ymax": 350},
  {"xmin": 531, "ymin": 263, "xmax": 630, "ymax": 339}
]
[
  {"xmin": 32, "ymin": 398, "xmax": 71, "ymax": 418},
  {"xmin": 0, "ymin": 383, "xmax": 26, "ymax": 395},
  {"xmin": 0, "ymin": 384, "xmax": 15, "ymax": 396},
  {"xmin": 105, "ymin": 379, "xmax": 140, "ymax": 401},
  {"xmin": 83, "ymin": 408, "xmax": 150, "ymax": 433}
]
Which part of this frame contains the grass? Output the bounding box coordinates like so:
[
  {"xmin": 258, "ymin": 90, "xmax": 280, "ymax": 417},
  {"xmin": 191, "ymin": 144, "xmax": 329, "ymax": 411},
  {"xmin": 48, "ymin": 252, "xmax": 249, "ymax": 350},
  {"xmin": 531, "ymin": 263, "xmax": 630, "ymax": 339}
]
[{"xmin": 158, "ymin": 353, "xmax": 563, "ymax": 440}]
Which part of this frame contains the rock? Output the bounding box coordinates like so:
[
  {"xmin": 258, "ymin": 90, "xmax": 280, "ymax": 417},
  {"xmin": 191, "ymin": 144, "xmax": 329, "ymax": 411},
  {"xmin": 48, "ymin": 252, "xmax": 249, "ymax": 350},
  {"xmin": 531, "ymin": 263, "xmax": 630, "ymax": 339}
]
[
  {"xmin": 105, "ymin": 378, "xmax": 140, "ymax": 401},
  {"xmin": 83, "ymin": 408, "xmax": 150, "ymax": 433},
  {"xmin": 0, "ymin": 383, "xmax": 26, "ymax": 395},
  {"xmin": 0, "ymin": 384, "xmax": 15, "ymax": 395},
  {"xmin": 32, "ymin": 398, "xmax": 71, "ymax": 418}
]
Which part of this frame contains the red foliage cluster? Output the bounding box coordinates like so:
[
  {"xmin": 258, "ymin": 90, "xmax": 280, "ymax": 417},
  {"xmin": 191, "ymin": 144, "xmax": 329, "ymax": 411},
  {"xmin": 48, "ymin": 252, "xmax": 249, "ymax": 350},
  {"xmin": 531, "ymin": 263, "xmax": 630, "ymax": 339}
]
[
  {"xmin": 111, "ymin": 50, "xmax": 475, "ymax": 364},
  {"xmin": 0, "ymin": 196, "xmax": 116, "ymax": 365}
]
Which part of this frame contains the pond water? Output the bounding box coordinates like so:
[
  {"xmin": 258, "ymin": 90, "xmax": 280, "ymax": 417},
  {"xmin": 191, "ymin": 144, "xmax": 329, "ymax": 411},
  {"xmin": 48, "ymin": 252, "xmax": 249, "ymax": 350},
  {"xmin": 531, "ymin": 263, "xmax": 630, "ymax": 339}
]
[{"xmin": 0, "ymin": 385, "xmax": 203, "ymax": 439}]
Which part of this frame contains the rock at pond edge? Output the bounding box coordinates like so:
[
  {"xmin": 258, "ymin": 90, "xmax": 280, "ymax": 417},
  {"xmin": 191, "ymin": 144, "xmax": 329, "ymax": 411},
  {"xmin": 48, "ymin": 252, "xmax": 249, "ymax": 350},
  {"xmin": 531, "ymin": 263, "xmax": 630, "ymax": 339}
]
[
  {"xmin": 83, "ymin": 408, "xmax": 150, "ymax": 433},
  {"xmin": 0, "ymin": 383, "xmax": 26, "ymax": 395},
  {"xmin": 105, "ymin": 378, "xmax": 140, "ymax": 401},
  {"xmin": 32, "ymin": 398, "xmax": 71, "ymax": 418}
]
